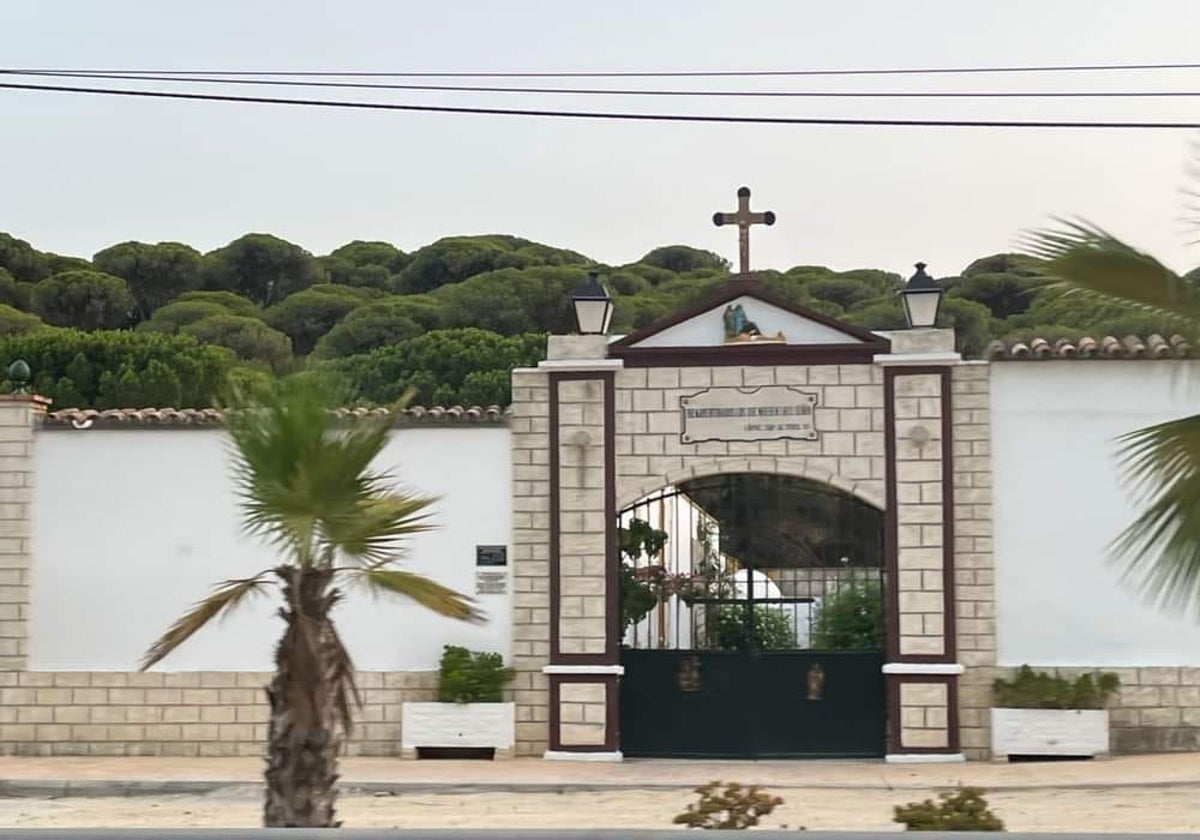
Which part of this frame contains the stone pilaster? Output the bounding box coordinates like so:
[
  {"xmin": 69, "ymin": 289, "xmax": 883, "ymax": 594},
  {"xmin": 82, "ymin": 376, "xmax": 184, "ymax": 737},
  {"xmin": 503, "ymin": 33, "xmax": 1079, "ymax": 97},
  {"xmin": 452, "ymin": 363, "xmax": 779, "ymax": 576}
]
[
  {"xmin": 509, "ymin": 368, "xmax": 552, "ymax": 756},
  {"xmin": 878, "ymin": 330, "xmax": 963, "ymax": 761},
  {"xmin": 950, "ymin": 362, "xmax": 998, "ymax": 760},
  {"xmin": 0, "ymin": 395, "xmax": 48, "ymax": 671},
  {"xmin": 531, "ymin": 336, "xmax": 623, "ymax": 760}
]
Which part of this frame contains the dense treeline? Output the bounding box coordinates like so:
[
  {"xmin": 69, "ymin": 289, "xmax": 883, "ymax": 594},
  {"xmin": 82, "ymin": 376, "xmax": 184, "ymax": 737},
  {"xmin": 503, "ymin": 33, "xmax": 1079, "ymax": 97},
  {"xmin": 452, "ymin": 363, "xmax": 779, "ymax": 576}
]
[{"xmin": 0, "ymin": 231, "xmax": 1189, "ymax": 409}]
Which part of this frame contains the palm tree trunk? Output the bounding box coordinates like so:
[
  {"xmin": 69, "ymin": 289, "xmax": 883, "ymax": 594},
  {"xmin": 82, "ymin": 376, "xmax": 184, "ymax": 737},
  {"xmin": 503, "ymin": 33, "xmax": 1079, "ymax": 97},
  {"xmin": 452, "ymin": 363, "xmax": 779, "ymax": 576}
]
[{"xmin": 262, "ymin": 567, "xmax": 343, "ymax": 828}]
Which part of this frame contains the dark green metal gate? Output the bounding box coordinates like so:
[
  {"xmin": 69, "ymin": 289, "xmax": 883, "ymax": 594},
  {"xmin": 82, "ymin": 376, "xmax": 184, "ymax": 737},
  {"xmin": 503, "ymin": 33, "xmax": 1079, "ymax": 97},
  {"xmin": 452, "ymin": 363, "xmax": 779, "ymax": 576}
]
[
  {"xmin": 617, "ymin": 473, "xmax": 887, "ymax": 759},
  {"xmin": 620, "ymin": 648, "xmax": 885, "ymax": 758}
]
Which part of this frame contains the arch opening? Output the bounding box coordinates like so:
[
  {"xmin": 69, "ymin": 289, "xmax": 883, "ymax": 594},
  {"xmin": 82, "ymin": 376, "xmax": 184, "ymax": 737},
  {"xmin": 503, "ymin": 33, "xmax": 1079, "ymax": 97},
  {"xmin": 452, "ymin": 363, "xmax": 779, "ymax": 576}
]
[{"xmin": 617, "ymin": 471, "xmax": 887, "ymax": 759}]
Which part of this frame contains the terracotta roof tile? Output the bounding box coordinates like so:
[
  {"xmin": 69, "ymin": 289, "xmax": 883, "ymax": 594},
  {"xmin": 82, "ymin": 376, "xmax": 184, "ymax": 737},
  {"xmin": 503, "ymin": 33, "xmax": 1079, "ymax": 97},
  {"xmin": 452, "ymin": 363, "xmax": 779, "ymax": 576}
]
[
  {"xmin": 41, "ymin": 405, "xmax": 509, "ymax": 429},
  {"xmin": 986, "ymin": 334, "xmax": 1192, "ymax": 361}
]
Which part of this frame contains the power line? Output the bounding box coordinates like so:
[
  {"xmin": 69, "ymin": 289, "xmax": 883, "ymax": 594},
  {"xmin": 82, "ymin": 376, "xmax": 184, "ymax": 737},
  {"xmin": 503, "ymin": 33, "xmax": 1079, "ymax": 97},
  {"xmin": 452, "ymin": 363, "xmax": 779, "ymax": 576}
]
[
  {"xmin": 10, "ymin": 70, "xmax": 1200, "ymax": 98},
  {"xmin": 3, "ymin": 79, "xmax": 1199, "ymax": 129},
  {"xmin": 6, "ymin": 60, "xmax": 1200, "ymax": 79}
]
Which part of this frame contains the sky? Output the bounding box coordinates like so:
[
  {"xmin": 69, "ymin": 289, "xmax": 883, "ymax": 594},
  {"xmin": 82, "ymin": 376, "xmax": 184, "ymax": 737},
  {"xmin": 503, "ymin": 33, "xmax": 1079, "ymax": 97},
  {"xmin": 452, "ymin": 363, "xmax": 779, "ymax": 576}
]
[{"xmin": 4, "ymin": 0, "xmax": 1200, "ymax": 277}]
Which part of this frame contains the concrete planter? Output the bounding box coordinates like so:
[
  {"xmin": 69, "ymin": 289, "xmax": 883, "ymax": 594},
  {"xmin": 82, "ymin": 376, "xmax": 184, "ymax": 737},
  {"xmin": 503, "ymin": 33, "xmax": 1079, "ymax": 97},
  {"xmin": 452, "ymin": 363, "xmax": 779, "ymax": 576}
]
[
  {"xmin": 401, "ymin": 701, "xmax": 515, "ymax": 756},
  {"xmin": 990, "ymin": 707, "xmax": 1110, "ymax": 759}
]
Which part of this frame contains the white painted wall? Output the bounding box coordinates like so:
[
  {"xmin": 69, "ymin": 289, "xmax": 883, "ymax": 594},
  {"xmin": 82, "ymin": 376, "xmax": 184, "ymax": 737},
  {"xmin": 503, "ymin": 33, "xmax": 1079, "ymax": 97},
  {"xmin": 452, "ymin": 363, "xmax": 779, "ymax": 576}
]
[
  {"xmin": 992, "ymin": 362, "xmax": 1200, "ymax": 665},
  {"xmin": 30, "ymin": 426, "xmax": 512, "ymax": 671},
  {"xmin": 631, "ymin": 296, "xmax": 860, "ymax": 348}
]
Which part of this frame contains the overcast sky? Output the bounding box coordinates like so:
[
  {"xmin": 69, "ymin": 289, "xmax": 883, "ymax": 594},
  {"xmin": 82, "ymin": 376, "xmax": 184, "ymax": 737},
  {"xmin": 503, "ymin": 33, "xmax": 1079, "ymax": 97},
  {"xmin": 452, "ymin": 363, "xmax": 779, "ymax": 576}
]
[{"xmin": 4, "ymin": 0, "xmax": 1200, "ymax": 277}]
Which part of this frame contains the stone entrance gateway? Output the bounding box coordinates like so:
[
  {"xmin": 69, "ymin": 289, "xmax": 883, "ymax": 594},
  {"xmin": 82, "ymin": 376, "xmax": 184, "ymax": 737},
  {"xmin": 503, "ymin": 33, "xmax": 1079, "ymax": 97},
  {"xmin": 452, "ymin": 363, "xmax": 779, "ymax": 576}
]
[{"xmin": 510, "ymin": 275, "xmax": 970, "ymax": 761}]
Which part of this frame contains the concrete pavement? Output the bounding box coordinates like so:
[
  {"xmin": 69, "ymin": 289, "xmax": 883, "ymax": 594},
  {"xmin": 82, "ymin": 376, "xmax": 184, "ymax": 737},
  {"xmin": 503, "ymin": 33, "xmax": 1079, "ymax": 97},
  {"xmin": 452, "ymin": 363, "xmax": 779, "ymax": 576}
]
[{"xmin": 0, "ymin": 753, "xmax": 1197, "ymax": 798}]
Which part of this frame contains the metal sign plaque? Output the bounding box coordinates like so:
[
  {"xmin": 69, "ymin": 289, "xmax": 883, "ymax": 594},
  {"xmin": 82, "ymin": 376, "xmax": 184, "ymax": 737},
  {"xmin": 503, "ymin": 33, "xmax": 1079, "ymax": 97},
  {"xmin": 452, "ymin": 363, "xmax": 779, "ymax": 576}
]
[
  {"xmin": 475, "ymin": 545, "xmax": 507, "ymax": 567},
  {"xmin": 680, "ymin": 386, "xmax": 819, "ymax": 444},
  {"xmin": 475, "ymin": 570, "xmax": 507, "ymax": 595}
]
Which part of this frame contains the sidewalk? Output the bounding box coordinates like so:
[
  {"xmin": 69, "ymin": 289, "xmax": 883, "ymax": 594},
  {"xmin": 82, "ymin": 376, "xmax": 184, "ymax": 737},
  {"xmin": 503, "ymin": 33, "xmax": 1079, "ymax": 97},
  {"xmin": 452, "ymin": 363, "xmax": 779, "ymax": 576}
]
[{"xmin": 0, "ymin": 753, "xmax": 1197, "ymax": 798}]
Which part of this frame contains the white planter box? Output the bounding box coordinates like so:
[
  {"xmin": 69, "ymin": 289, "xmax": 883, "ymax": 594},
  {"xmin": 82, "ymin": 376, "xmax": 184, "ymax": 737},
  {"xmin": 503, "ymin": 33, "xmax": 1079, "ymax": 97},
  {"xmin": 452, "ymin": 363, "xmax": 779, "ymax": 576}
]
[
  {"xmin": 401, "ymin": 702, "xmax": 515, "ymax": 751},
  {"xmin": 990, "ymin": 708, "xmax": 1109, "ymax": 759}
]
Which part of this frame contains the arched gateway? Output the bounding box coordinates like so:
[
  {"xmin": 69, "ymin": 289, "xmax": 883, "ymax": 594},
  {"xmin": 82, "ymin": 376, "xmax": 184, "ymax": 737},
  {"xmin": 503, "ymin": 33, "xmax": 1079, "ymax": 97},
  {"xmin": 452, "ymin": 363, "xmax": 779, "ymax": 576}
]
[
  {"xmin": 509, "ymin": 271, "xmax": 968, "ymax": 762},
  {"xmin": 511, "ymin": 273, "xmax": 969, "ymax": 763}
]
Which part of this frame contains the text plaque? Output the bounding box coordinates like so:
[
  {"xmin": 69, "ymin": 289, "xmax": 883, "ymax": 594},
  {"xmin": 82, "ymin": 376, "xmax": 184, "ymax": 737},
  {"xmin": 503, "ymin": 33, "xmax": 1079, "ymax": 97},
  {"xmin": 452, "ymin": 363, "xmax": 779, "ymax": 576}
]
[
  {"xmin": 680, "ymin": 386, "xmax": 819, "ymax": 443},
  {"xmin": 475, "ymin": 570, "xmax": 508, "ymax": 595}
]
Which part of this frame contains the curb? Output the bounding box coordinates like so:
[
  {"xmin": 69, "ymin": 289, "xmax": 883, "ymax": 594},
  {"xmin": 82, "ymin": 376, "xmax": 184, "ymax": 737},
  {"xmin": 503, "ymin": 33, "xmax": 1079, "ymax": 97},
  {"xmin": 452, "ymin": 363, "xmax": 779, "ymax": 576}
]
[{"xmin": 0, "ymin": 778, "xmax": 1196, "ymax": 799}]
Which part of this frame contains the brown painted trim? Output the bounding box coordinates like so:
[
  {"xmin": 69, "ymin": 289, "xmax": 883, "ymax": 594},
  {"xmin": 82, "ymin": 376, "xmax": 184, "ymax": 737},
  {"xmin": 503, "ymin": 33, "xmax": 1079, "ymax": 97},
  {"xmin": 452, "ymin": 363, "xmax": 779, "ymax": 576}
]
[
  {"xmin": 884, "ymin": 365, "xmax": 957, "ymax": 666},
  {"xmin": 886, "ymin": 673, "xmax": 961, "ymax": 754},
  {"xmin": 549, "ymin": 374, "xmax": 561, "ymax": 662},
  {"xmin": 610, "ymin": 342, "xmax": 886, "ymax": 368},
  {"xmin": 547, "ymin": 673, "xmax": 620, "ymax": 753},
  {"xmin": 547, "ymin": 371, "xmax": 620, "ymax": 666},
  {"xmin": 604, "ymin": 373, "xmax": 619, "ymax": 663},
  {"xmin": 940, "ymin": 369, "xmax": 958, "ymax": 663},
  {"xmin": 610, "ymin": 274, "xmax": 892, "ymax": 350},
  {"xmin": 883, "ymin": 368, "xmax": 900, "ymax": 664}
]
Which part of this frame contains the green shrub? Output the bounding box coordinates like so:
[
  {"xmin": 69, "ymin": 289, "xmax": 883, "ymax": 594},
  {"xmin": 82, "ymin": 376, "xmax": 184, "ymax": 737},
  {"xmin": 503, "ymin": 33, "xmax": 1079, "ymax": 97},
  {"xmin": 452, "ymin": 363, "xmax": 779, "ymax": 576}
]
[
  {"xmin": 436, "ymin": 645, "xmax": 514, "ymax": 704},
  {"xmin": 993, "ymin": 665, "xmax": 1120, "ymax": 710},
  {"xmin": 893, "ymin": 787, "xmax": 1004, "ymax": 831},
  {"xmin": 810, "ymin": 578, "xmax": 885, "ymax": 650},
  {"xmin": 673, "ymin": 781, "xmax": 783, "ymax": 830},
  {"xmin": 710, "ymin": 605, "xmax": 797, "ymax": 651}
]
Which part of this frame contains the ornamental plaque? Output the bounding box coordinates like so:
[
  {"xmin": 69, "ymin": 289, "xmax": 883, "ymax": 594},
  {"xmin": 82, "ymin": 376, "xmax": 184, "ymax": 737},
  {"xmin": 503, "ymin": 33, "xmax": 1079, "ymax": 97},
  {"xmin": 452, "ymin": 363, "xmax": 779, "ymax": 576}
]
[{"xmin": 680, "ymin": 386, "xmax": 818, "ymax": 444}]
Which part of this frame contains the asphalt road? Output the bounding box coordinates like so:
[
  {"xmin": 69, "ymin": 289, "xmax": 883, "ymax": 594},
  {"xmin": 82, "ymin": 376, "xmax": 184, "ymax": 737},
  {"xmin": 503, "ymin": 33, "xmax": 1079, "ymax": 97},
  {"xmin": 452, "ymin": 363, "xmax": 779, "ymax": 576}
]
[{"xmin": 2, "ymin": 832, "xmax": 1199, "ymax": 839}]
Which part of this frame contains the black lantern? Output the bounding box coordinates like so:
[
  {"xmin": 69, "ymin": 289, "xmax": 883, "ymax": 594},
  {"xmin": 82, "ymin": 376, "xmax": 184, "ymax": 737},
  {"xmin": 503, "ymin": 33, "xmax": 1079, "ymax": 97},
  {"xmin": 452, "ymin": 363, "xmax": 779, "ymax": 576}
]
[
  {"xmin": 899, "ymin": 262, "xmax": 943, "ymax": 329},
  {"xmin": 572, "ymin": 271, "xmax": 614, "ymax": 335}
]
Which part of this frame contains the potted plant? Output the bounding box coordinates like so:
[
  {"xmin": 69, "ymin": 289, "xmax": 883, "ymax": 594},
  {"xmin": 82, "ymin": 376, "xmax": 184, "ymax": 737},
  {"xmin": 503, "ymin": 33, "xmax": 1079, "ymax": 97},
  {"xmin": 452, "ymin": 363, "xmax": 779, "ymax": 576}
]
[
  {"xmin": 990, "ymin": 665, "xmax": 1120, "ymax": 760},
  {"xmin": 401, "ymin": 645, "xmax": 516, "ymax": 759}
]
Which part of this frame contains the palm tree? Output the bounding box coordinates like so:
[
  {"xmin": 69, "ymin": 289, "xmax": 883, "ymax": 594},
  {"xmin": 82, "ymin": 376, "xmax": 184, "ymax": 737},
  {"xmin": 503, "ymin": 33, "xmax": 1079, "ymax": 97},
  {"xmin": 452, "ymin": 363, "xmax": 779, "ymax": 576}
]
[
  {"xmin": 1024, "ymin": 220, "xmax": 1200, "ymax": 614},
  {"xmin": 141, "ymin": 378, "xmax": 481, "ymax": 827}
]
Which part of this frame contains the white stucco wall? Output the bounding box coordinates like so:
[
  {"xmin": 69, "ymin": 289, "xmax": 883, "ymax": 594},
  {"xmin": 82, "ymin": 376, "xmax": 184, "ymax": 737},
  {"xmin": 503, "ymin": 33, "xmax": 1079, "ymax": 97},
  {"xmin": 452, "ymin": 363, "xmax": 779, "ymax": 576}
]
[
  {"xmin": 992, "ymin": 362, "xmax": 1200, "ymax": 665},
  {"xmin": 30, "ymin": 426, "xmax": 512, "ymax": 671}
]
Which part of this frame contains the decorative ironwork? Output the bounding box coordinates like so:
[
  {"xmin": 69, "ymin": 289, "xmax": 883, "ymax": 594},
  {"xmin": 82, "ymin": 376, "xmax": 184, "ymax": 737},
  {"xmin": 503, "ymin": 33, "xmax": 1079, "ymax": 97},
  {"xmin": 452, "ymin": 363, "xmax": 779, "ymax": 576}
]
[
  {"xmin": 676, "ymin": 655, "xmax": 702, "ymax": 692},
  {"xmin": 618, "ymin": 472, "xmax": 886, "ymax": 758},
  {"xmin": 806, "ymin": 662, "xmax": 826, "ymax": 701}
]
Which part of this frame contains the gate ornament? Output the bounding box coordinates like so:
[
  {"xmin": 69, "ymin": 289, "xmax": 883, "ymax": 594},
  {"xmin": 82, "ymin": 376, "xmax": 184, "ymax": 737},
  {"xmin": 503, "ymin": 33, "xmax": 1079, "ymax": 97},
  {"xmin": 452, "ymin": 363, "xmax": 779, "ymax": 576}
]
[
  {"xmin": 806, "ymin": 663, "xmax": 825, "ymax": 701},
  {"xmin": 677, "ymin": 656, "xmax": 703, "ymax": 692}
]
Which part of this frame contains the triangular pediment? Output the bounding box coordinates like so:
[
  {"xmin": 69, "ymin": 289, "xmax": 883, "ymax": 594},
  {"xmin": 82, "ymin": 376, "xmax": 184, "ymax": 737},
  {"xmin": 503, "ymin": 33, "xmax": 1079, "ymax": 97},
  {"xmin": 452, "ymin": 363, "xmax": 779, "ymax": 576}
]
[{"xmin": 609, "ymin": 276, "xmax": 889, "ymax": 365}]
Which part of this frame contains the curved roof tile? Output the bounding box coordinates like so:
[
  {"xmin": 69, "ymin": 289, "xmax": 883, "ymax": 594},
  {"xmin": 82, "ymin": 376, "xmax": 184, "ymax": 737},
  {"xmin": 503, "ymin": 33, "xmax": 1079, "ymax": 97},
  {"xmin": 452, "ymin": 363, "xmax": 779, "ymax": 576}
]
[
  {"xmin": 42, "ymin": 405, "xmax": 509, "ymax": 429},
  {"xmin": 987, "ymin": 334, "xmax": 1192, "ymax": 361}
]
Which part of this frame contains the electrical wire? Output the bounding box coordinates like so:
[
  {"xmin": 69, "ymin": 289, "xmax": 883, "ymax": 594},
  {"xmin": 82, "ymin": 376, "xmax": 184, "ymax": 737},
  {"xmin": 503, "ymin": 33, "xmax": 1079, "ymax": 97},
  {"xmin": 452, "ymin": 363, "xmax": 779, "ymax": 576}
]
[
  {"xmin": 6, "ymin": 60, "xmax": 1200, "ymax": 78},
  {"xmin": 8, "ymin": 70, "xmax": 1200, "ymax": 98},
  {"xmin": 3, "ymin": 79, "xmax": 1199, "ymax": 129}
]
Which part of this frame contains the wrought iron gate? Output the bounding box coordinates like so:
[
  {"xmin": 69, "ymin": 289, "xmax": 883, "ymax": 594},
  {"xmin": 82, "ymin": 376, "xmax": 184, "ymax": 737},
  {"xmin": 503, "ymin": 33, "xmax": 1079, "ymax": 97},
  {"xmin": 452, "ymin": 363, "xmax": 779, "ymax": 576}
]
[{"xmin": 617, "ymin": 474, "xmax": 886, "ymax": 759}]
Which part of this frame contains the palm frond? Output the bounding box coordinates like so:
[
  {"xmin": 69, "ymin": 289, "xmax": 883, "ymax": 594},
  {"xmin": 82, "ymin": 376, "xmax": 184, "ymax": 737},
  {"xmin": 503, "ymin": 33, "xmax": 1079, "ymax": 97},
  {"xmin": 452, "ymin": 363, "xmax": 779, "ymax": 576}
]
[
  {"xmin": 347, "ymin": 567, "xmax": 484, "ymax": 623},
  {"xmin": 141, "ymin": 572, "xmax": 275, "ymax": 670},
  {"xmin": 322, "ymin": 495, "xmax": 438, "ymax": 566},
  {"xmin": 1112, "ymin": 413, "xmax": 1200, "ymax": 614},
  {"xmin": 1020, "ymin": 219, "xmax": 1200, "ymax": 326},
  {"xmin": 222, "ymin": 378, "xmax": 409, "ymax": 566}
]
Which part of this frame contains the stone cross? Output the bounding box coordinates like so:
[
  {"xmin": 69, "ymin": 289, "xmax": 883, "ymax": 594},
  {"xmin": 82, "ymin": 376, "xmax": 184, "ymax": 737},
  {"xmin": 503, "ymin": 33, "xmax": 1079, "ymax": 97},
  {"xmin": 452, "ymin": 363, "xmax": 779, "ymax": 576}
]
[{"xmin": 712, "ymin": 186, "xmax": 776, "ymax": 274}]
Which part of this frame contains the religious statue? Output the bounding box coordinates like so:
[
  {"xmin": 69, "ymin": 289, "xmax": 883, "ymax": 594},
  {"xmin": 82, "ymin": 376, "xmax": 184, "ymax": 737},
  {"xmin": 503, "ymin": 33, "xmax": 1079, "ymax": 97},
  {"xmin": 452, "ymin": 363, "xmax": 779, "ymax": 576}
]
[{"xmin": 723, "ymin": 304, "xmax": 786, "ymax": 344}]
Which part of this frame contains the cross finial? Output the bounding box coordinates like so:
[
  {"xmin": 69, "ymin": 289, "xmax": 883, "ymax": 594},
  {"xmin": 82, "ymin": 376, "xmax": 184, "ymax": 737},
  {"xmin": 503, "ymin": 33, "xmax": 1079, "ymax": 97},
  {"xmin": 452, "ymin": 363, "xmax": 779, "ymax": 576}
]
[{"xmin": 712, "ymin": 186, "xmax": 775, "ymax": 274}]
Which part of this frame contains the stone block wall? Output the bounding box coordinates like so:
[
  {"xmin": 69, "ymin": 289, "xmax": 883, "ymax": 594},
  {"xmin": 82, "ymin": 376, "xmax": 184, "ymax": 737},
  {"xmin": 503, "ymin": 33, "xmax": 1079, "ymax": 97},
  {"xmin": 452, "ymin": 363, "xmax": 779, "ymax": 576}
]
[
  {"xmin": 899, "ymin": 680, "xmax": 951, "ymax": 749},
  {"xmin": 891, "ymin": 371, "xmax": 948, "ymax": 658},
  {"xmin": 509, "ymin": 369, "xmax": 552, "ymax": 756},
  {"xmin": 0, "ymin": 396, "xmax": 45, "ymax": 671},
  {"xmin": 0, "ymin": 670, "xmax": 437, "ymax": 757},
  {"xmin": 555, "ymin": 679, "xmax": 609, "ymax": 747},
  {"xmin": 950, "ymin": 362, "xmax": 998, "ymax": 760},
  {"xmin": 613, "ymin": 364, "xmax": 886, "ymax": 510},
  {"xmin": 554, "ymin": 377, "xmax": 608, "ymax": 656}
]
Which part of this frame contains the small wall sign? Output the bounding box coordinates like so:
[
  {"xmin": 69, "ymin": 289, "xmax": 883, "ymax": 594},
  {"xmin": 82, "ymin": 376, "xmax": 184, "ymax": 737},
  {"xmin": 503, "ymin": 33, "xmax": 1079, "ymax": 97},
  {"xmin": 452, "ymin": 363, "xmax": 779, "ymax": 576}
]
[
  {"xmin": 680, "ymin": 386, "xmax": 819, "ymax": 444},
  {"xmin": 476, "ymin": 545, "xmax": 507, "ymax": 567},
  {"xmin": 475, "ymin": 570, "xmax": 508, "ymax": 596}
]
